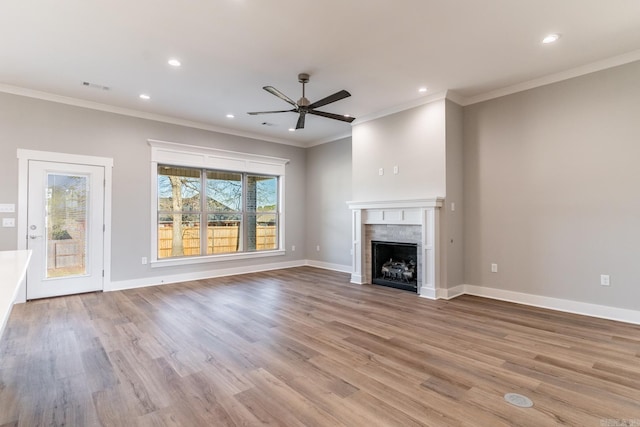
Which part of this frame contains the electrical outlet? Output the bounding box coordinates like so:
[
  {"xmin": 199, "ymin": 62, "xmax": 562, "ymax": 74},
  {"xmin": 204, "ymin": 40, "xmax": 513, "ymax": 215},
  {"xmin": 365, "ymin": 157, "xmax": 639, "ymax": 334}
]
[
  {"xmin": 291, "ymin": 245, "xmax": 296, "ymax": 251},
  {"xmin": 316, "ymin": 245, "xmax": 320, "ymax": 252},
  {"xmin": 600, "ymin": 274, "xmax": 610, "ymax": 286},
  {"xmin": 141, "ymin": 257, "xmax": 147, "ymax": 265},
  {"xmin": 491, "ymin": 263, "xmax": 498, "ymax": 273}
]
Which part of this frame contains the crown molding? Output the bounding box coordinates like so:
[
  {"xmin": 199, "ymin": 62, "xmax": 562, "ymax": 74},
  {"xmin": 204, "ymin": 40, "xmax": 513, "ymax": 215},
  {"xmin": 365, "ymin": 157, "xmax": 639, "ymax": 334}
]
[
  {"xmin": 0, "ymin": 83, "xmax": 306, "ymax": 148},
  {"xmin": 4, "ymin": 49, "xmax": 640, "ymax": 148},
  {"xmin": 353, "ymin": 90, "xmax": 450, "ymax": 126},
  {"xmin": 461, "ymin": 49, "xmax": 640, "ymax": 106},
  {"xmin": 306, "ymin": 131, "xmax": 353, "ymax": 148}
]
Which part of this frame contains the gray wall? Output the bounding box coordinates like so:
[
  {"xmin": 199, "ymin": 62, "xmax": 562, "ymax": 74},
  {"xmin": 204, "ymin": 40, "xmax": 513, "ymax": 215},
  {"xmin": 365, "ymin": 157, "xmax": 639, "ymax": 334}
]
[
  {"xmin": 444, "ymin": 100, "xmax": 464, "ymax": 289},
  {"xmin": 351, "ymin": 100, "xmax": 446, "ymax": 201},
  {"xmin": 305, "ymin": 137, "xmax": 352, "ymax": 268},
  {"xmin": 0, "ymin": 92, "xmax": 307, "ymax": 283},
  {"xmin": 463, "ymin": 61, "xmax": 640, "ymax": 310}
]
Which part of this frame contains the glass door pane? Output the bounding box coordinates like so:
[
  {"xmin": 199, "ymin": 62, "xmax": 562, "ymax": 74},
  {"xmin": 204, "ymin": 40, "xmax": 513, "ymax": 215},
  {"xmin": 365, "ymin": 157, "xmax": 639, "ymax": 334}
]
[{"xmin": 46, "ymin": 173, "xmax": 89, "ymax": 278}]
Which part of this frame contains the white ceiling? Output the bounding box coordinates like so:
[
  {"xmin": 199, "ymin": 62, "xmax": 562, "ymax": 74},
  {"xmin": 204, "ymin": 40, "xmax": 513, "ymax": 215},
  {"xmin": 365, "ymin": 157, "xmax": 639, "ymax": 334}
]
[{"xmin": 2, "ymin": 1, "xmax": 640, "ymax": 147}]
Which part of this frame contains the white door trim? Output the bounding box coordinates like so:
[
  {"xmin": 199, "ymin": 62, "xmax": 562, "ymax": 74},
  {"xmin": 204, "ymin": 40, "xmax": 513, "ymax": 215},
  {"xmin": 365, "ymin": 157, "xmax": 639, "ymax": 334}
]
[{"xmin": 16, "ymin": 149, "xmax": 113, "ymax": 303}]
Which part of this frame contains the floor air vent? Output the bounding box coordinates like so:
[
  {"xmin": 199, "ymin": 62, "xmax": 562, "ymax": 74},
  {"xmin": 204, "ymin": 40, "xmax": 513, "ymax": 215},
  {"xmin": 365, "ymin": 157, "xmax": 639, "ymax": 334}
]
[{"xmin": 504, "ymin": 393, "xmax": 534, "ymax": 408}]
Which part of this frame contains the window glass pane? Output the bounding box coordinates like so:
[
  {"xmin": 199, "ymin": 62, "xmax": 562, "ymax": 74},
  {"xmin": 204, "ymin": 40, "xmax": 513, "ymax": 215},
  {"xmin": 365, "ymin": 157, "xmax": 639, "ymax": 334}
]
[
  {"xmin": 207, "ymin": 214, "xmax": 242, "ymax": 254},
  {"xmin": 246, "ymin": 176, "xmax": 277, "ymax": 212},
  {"xmin": 246, "ymin": 176, "xmax": 278, "ymax": 251},
  {"xmin": 46, "ymin": 173, "xmax": 88, "ymax": 277},
  {"xmin": 206, "ymin": 171, "xmax": 242, "ymax": 212},
  {"xmin": 158, "ymin": 166, "xmax": 201, "ymax": 212},
  {"xmin": 246, "ymin": 213, "xmax": 277, "ymax": 251},
  {"xmin": 158, "ymin": 214, "xmax": 200, "ymax": 258}
]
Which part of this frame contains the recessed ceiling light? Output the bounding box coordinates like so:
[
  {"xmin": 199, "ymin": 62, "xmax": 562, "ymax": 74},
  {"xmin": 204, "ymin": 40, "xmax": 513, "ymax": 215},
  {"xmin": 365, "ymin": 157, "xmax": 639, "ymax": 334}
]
[
  {"xmin": 418, "ymin": 87, "xmax": 428, "ymax": 93},
  {"xmin": 226, "ymin": 114, "xmax": 235, "ymax": 119},
  {"xmin": 139, "ymin": 94, "xmax": 151, "ymax": 100},
  {"xmin": 168, "ymin": 58, "xmax": 181, "ymax": 67},
  {"xmin": 344, "ymin": 114, "xmax": 351, "ymax": 118},
  {"xmin": 542, "ymin": 34, "xmax": 560, "ymax": 44},
  {"xmin": 288, "ymin": 128, "xmax": 295, "ymax": 132}
]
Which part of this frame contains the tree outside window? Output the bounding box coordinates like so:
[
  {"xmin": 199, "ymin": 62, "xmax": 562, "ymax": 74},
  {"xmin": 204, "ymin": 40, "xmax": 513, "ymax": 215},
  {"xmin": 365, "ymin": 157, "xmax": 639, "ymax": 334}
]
[{"xmin": 157, "ymin": 165, "xmax": 278, "ymax": 259}]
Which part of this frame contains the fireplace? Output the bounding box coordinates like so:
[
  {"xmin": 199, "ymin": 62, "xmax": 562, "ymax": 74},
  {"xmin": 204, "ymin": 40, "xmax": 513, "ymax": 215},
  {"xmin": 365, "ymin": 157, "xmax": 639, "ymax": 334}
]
[
  {"xmin": 347, "ymin": 198, "xmax": 443, "ymax": 299},
  {"xmin": 372, "ymin": 241, "xmax": 418, "ymax": 292}
]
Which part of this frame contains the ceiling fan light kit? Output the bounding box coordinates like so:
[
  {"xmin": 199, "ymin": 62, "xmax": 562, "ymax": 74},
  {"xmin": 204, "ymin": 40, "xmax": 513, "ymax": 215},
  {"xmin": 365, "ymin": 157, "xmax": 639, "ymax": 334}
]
[{"xmin": 248, "ymin": 73, "xmax": 355, "ymax": 130}]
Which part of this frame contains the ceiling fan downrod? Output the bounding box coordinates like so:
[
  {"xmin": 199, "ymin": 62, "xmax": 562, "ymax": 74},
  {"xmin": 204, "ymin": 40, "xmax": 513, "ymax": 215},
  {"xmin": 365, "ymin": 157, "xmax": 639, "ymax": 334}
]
[{"xmin": 297, "ymin": 73, "xmax": 310, "ymax": 107}]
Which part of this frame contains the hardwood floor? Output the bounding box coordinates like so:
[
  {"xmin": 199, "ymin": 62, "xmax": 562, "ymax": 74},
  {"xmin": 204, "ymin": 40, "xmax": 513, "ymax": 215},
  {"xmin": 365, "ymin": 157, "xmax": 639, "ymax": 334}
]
[{"xmin": 1, "ymin": 266, "xmax": 639, "ymax": 426}]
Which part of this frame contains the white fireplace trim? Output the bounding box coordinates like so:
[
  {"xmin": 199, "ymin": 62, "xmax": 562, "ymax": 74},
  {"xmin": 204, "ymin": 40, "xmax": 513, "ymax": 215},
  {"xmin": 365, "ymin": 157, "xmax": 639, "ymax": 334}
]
[{"xmin": 347, "ymin": 198, "xmax": 444, "ymax": 299}]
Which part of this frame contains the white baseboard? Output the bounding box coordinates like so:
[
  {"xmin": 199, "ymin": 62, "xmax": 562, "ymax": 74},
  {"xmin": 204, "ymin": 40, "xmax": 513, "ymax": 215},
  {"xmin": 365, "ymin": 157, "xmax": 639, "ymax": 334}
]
[
  {"xmin": 305, "ymin": 260, "xmax": 352, "ymax": 274},
  {"xmin": 107, "ymin": 262, "xmax": 640, "ymax": 326},
  {"xmin": 441, "ymin": 284, "xmax": 466, "ymax": 300},
  {"xmin": 419, "ymin": 287, "xmax": 437, "ymax": 300},
  {"xmin": 107, "ymin": 259, "xmax": 306, "ymax": 292},
  {"xmin": 461, "ymin": 284, "xmax": 640, "ymax": 326}
]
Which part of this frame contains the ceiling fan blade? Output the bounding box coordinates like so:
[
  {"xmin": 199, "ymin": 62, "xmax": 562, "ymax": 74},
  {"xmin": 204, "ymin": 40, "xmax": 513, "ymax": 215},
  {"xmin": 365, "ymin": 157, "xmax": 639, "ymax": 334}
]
[
  {"xmin": 247, "ymin": 109, "xmax": 295, "ymax": 115},
  {"xmin": 308, "ymin": 90, "xmax": 351, "ymax": 109},
  {"xmin": 308, "ymin": 110, "xmax": 356, "ymax": 123},
  {"xmin": 296, "ymin": 112, "xmax": 306, "ymax": 129},
  {"xmin": 263, "ymin": 86, "xmax": 297, "ymax": 107}
]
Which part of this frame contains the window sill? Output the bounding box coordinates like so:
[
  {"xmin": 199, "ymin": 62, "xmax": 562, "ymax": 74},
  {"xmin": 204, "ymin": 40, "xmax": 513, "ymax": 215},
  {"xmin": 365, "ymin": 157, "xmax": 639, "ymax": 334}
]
[{"xmin": 150, "ymin": 249, "xmax": 285, "ymax": 268}]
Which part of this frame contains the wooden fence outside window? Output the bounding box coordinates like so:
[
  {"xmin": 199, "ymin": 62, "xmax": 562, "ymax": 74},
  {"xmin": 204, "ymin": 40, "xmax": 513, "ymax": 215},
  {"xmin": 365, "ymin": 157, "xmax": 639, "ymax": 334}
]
[{"xmin": 158, "ymin": 225, "xmax": 276, "ymax": 258}]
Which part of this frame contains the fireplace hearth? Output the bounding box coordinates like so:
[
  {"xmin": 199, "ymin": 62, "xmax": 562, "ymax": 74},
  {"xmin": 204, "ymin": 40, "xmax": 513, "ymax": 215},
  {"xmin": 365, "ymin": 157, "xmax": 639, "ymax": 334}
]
[{"xmin": 372, "ymin": 241, "xmax": 418, "ymax": 292}]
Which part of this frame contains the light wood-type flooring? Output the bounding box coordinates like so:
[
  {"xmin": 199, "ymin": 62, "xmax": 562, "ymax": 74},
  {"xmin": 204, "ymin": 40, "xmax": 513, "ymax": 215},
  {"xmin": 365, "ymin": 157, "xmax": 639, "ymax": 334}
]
[{"xmin": 1, "ymin": 267, "xmax": 639, "ymax": 426}]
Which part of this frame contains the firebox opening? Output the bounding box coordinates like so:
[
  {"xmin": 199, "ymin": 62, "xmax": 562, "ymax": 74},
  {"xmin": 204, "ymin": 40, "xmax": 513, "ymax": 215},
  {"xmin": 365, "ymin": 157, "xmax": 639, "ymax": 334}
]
[{"xmin": 371, "ymin": 241, "xmax": 418, "ymax": 292}]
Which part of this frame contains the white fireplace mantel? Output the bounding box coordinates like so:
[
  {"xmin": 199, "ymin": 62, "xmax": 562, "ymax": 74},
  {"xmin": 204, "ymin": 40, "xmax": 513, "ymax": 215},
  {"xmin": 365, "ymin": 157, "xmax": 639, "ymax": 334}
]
[{"xmin": 347, "ymin": 198, "xmax": 444, "ymax": 299}]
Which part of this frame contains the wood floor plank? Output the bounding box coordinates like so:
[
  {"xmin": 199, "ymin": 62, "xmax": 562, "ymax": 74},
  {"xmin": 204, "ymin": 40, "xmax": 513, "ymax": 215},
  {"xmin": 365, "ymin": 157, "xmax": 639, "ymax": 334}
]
[{"xmin": 1, "ymin": 266, "xmax": 639, "ymax": 426}]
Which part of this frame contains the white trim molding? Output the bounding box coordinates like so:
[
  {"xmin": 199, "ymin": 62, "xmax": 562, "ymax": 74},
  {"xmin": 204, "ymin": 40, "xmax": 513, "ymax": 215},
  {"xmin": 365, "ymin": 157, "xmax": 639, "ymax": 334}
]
[
  {"xmin": 305, "ymin": 260, "xmax": 352, "ymax": 274},
  {"xmin": 16, "ymin": 149, "xmax": 114, "ymax": 302},
  {"xmin": 347, "ymin": 198, "xmax": 444, "ymax": 299},
  {"xmin": 151, "ymin": 250, "xmax": 286, "ymax": 268},
  {"xmin": 148, "ymin": 139, "xmax": 290, "ymax": 174},
  {"xmin": 462, "ymin": 284, "xmax": 640, "ymax": 326},
  {"xmin": 108, "ymin": 259, "xmax": 306, "ymax": 292},
  {"xmin": 0, "ymin": 83, "xmax": 304, "ymax": 148},
  {"xmin": 419, "ymin": 284, "xmax": 639, "ymax": 326},
  {"xmin": 149, "ymin": 139, "xmax": 289, "ymax": 266}
]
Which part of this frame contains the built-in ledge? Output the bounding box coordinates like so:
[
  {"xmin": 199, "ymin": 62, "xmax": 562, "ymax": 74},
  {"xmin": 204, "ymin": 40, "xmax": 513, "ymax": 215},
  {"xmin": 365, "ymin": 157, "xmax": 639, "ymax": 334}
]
[
  {"xmin": 0, "ymin": 250, "xmax": 31, "ymax": 339},
  {"xmin": 347, "ymin": 198, "xmax": 443, "ymax": 299}
]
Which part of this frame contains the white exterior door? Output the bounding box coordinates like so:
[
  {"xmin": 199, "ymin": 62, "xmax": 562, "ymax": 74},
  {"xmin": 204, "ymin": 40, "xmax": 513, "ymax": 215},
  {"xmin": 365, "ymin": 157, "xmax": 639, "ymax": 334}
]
[{"xmin": 26, "ymin": 161, "xmax": 105, "ymax": 299}]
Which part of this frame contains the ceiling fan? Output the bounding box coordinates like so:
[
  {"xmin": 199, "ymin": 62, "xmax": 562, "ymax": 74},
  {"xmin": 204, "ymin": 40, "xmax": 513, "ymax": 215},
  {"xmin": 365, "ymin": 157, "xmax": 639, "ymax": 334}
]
[{"xmin": 248, "ymin": 73, "xmax": 355, "ymax": 130}]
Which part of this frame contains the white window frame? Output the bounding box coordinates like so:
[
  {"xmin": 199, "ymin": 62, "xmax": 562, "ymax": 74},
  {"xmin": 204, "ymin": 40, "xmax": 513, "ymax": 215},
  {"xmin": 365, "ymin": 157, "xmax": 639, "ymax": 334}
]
[{"xmin": 149, "ymin": 139, "xmax": 288, "ymax": 268}]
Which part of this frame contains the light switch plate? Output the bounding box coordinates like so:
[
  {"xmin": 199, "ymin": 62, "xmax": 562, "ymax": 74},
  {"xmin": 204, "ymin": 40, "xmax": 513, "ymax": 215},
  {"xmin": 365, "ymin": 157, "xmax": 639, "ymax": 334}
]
[
  {"xmin": 2, "ymin": 218, "xmax": 15, "ymax": 227},
  {"xmin": 0, "ymin": 204, "xmax": 15, "ymax": 213}
]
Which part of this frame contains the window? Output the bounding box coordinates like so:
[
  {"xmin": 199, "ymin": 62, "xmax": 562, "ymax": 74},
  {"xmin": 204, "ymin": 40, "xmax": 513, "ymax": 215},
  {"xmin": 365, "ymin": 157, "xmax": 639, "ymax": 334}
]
[
  {"xmin": 157, "ymin": 166, "xmax": 279, "ymax": 259},
  {"xmin": 149, "ymin": 139, "xmax": 288, "ymax": 267}
]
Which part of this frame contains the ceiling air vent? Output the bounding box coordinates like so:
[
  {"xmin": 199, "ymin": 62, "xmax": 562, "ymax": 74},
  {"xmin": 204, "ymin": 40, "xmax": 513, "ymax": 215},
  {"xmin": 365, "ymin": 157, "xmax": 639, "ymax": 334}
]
[{"xmin": 82, "ymin": 81, "xmax": 110, "ymax": 91}]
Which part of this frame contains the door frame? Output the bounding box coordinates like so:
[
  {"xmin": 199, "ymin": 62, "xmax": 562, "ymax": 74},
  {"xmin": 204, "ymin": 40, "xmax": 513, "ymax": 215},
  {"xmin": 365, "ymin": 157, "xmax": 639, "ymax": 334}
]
[{"xmin": 16, "ymin": 149, "xmax": 113, "ymax": 303}]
